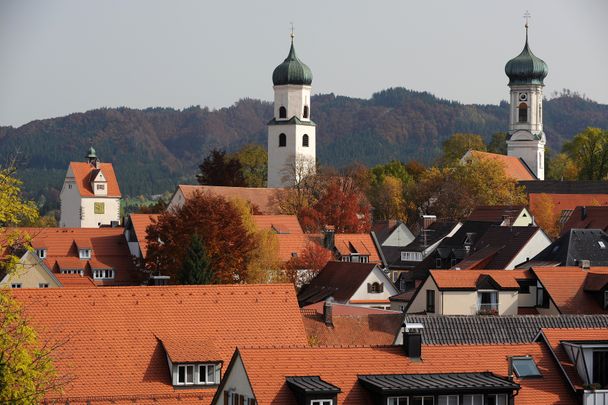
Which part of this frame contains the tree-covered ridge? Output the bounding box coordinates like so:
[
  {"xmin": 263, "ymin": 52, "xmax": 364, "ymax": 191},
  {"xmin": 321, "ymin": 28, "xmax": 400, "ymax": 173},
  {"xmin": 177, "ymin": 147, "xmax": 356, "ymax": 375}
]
[{"xmin": 1, "ymin": 88, "xmax": 607, "ymax": 212}]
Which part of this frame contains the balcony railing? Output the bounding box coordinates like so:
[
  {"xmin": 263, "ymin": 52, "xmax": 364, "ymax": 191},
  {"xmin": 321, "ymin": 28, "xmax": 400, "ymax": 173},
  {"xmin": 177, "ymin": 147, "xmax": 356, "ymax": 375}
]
[
  {"xmin": 477, "ymin": 303, "xmax": 499, "ymax": 316},
  {"xmin": 584, "ymin": 389, "xmax": 608, "ymax": 405}
]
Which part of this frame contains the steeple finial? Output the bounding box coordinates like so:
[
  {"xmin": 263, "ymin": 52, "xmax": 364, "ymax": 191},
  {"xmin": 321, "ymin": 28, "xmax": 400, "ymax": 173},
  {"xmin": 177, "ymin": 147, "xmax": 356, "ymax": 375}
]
[
  {"xmin": 523, "ymin": 10, "xmax": 531, "ymax": 42},
  {"xmin": 290, "ymin": 22, "xmax": 295, "ymax": 43}
]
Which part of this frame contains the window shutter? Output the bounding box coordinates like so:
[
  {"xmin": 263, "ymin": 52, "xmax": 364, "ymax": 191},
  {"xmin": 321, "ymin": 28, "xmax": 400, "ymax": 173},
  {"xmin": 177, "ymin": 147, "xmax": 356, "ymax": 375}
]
[
  {"xmin": 224, "ymin": 392, "xmax": 229, "ymax": 405},
  {"xmin": 379, "ymin": 283, "xmax": 384, "ymax": 293}
]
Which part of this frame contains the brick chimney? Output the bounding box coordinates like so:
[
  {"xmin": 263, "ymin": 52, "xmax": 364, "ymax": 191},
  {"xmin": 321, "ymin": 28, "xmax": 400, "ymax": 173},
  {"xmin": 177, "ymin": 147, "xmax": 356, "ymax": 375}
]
[
  {"xmin": 323, "ymin": 297, "xmax": 334, "ymax": 326},
  {"xmin": 323, "ymin": 225, "xmax": 336, "ymax": 250},
  {"xmin": 402, "ymin": 322, "xmax": 423, "ymax": 359}
]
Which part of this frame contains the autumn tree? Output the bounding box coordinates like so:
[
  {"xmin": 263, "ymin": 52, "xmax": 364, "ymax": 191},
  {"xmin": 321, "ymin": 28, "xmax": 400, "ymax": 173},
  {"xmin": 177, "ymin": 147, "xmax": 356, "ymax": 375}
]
[
  {"xmin": 145, "ymin": 191, "xmax": 256, "ymax": 283},
  {"xmin": 179, "ymin": 234, "xmax": 215, "ymax": 285},
  {"xmin": 231, "ymin": 144, "xmax": 268, "ymax": 187},
  {"xmin": 440, "ymin": 133, "xmax": 487, "ymax": 166},
  {"xmin": 196, "ymin": 149, "xmax": 247, "ymax": 187},
  {"xmin": 547, "ymin": 153, "xmax": 579, "ymax": 180},
  {"xmin": 563, "ymin": 127, "xmax": 608, "ymax": 180},
  {"xmin": 0, "ymin": 163, "xmax": 39, "ymax": 226},
  {"xmin": 284, "ymin": 242, "xmax": 332, "ymax": 285},
  {"xmin": 530, "ymin": 193, "xmax": 559, "ymax": 238},
  {"xmin": 367, "ymin": 161, "xmax": 412, "ymax": 221},
  {"xmin": 487, "ymin": 132, "xmax": 508, "ymax": 155}
]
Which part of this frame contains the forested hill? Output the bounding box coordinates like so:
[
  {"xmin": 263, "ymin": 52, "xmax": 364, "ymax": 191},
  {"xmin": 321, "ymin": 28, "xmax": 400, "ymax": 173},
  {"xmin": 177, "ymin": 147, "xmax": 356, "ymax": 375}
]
[{"xmin": 2, "ymin": 87, "xmax": 608, "ymax": 209}]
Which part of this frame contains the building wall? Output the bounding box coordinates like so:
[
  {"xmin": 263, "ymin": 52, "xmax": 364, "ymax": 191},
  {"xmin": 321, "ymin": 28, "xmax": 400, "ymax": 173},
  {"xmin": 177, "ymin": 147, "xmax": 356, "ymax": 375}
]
[
  {"xmin": 80, "ymin": 197, "xmax": 121, "ymax": 228},
  {"xmin": 0, "ymin": 252, "xmax": 60, "ymax": 288},
  {"xmin": 267, "ymin": 125, "xmax": 316, "ymax": 188},
  {"xmin": 60, "ymin": 166, "xmax": 82, "ymax": 228},
  {"xmin": 509, "ymin": 85, "xmax": 543, "ymax": 134},
  {"xmin": 349, "ymin": 267, "xmax": 398, "ymax": 308},
  {"xmin": 513, "ymin": 208, "xmax": 535, "ymax": 226},
  {"xmin": 536, "ymin": 297, "xmax": 560, "ymax": 315},
  {"xmin": 167, "ymin": 188, "xmax": 186, "ymax": 212},
  {"xmin": 213, "ymin": 354, "xmax": 255, "ymax": 405},
  {"xmin": 442, "ymin": 291, "xmax": 477, "ymax": 315},
  {"xmin": 382, "ymin": 223, "xmax": 415, "ymax": 247},
  {"xmin": 505, "ymin": 230, "xmax": 551, "ymax": 269},
  {"xmin": 273, "ymin": 84, "xmax": 311, "ymax": 121},
  {"xmin": 406, "ymin": 276, "xmax": 442, "ymax": 314},
  {"xmin": 499, "ymin": 290, "xmax": 519, "ymax": 315}
]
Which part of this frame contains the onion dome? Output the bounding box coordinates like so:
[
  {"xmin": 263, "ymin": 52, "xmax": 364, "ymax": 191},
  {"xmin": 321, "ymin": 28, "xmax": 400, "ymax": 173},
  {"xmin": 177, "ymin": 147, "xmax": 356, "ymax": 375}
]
[
  {"xmin": 86, "ymin": 146, "xmax": 97, "ymax": 160},
  {"xmin": 505, "ymin": 27, "xmax": 548, "ymax": 85},
  {"xmin": 272, "ymin": 39, "xmax": 313, "ymax": 86}
]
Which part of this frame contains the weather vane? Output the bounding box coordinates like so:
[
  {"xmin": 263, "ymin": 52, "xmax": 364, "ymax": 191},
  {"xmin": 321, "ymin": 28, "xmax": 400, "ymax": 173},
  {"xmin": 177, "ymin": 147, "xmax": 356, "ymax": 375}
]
[{"xmin": 523, "ymin": 10, "xmax": 531, "ymax": 28}]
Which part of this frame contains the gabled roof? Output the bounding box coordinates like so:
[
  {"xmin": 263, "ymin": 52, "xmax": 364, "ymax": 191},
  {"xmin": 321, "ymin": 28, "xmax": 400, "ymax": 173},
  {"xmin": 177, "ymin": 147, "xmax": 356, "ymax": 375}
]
[
  {"xmin": 529, "ymin": 193, "xmax": 608, "ymax": 217},
  {"xmin": 371, "ymin": 220, "xmax": 402, "ymax": 244},
  {"xmin": 175, "ymin": 185, "xmax": 282, "ymax": 214},
  {"xmin": 463, "ymin": 150, "xmax": 536, "ymax": 181},
  {"xmin": 13, "ymin": 284, "xmax": 307, "ymax": 404},
  {"xmin": 275, "ymin": 233, "xmax": 315, "ymax": 262},
  {"xmin": 126, "ymin": 213, "xmax": 160, "ymax": 259},
  {"xmin": 334, "ymin": 233, "xmax": 381, "ymax": 262},
  {"xmin": 429, "ymin": 269, "xmax": 532, "ymax": 291},
  {"xmin": 159, "ymin": 336, "xmax": 222, "ymax": 364},
  {"xmin": 538, "ymin": 328, "xmax": 608, "ymax": 390},
  {"xmin": 561, "ymin": 206, "xmax": 608, "ymax": 235},
  {"xmin": 55, "ymin": 273, "xmax": 96, "ymax": 288},
  {"xmin": 531, "ymin": 229, "xmax": 608, "ymax": 266},
  {"xmin": 252, "ymin": 215, "xmax": 303, "ymax": 234},
  {"xmin": 232, "ymin": 343, "xmax": 573, "ymax": 404},
  {"xmin": 467, "ymin": 205, "xmax": 529, "ymax": 224},
  {"xmin": 467, "ymin": 226, "xmax": 543, "ymax": 269},
  {"xmin": 297, "ymin": 261, "xmax": 380, "ymax": 305},
  {"xmin": 402, "ymin": 314, "xmax": 608, "ymax": 345},
  {"xmin": 531, "ymin": 266, "xmax": 608, "ymax": 314},
  {"xmin": 69, "ymin": 162, "xmax": 121, "ymax": 197}
]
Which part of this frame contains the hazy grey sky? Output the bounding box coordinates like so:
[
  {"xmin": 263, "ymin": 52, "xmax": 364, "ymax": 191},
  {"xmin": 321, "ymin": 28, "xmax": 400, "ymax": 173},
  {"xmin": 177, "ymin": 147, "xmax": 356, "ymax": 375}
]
[{"xmin": 0, "ymin": 0, "xmax": 606, "ymax": 127}]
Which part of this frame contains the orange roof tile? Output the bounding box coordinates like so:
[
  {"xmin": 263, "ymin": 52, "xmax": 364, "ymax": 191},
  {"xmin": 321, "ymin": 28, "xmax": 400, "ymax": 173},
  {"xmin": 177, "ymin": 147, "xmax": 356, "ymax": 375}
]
[
  {"xmin": 540, "ymin": 328, "xmax": 608, "ymax": 389},
  {"xmin": 252, "ymin": 215, "xmax": 303, "ymax": 234},
  {"xmin": 302, "ymin": 313, "xmax": 402, "ymax": 346},
  {"xmin": 159, "ymin": 336, "xmax": 222, "ymax": 363},
  {"xmin": 55, "ymin": 273, "xmax": 97, "ymax": 288},
  {"xmin": 529, "ymin": 193, "xmax": 608, "ymax": 217},
  {"xmin": 70, "ymin": 162, "xmax": 121, "ymax": 197},
  {"xmin": 12, "ymin": 284, "xmax": 307, "ymax": 404},
  {"xmin": 235, "ymin": 343, "xmax": 574, "ymax": 404},
  {"xmin": 54, "ymin": 257, "xmax": 88, "ymax": 270},
  {"xmin": 128, "ymin": 213, "xmax": 160, "ymax": 259},
  {"xmin": 334, "ymin": 233, "xmax": 381, "ymax": 263},
  {"xmin": 466, "ymin": 151, "xmax": 536, "ymax": 181},
  {"xmin": 430, "ymin": 269, "xmax": 532, "ymax": 290},
  {"xmin": 275, "ymin": 233, "xmax": 314, "ymax": 262},
  {"xmin": 177, "ymin": 185, "xmax": 282, "ymax": 214},
  {"xmin": 532, "ymin": 266, "xmax": 608, "ymax": 314}
]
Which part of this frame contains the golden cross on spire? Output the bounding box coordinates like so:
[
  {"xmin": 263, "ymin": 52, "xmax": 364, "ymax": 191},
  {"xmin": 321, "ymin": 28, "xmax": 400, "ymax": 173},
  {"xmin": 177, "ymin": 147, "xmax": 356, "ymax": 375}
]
[
  {"xmin": 290, "ymin": 22, "xmax": 295, "ymax": 42},
  {"xmin": 523, "ymin": 10, "xmax": 531, "ymax": 28}
]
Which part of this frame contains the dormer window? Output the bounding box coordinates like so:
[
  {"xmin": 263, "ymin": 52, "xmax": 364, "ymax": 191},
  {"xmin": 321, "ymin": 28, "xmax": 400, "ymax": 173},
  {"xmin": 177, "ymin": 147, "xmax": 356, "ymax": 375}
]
[
  {"xmin": 199, "ymin": 364, "xmax": 217, "ymax": 384},
  {"xmin": 174, "ymin": 363, "xmax": 219, "ymax": 386},
  {"xmin": 177, "ymin": 365, "xmax": 195, "ymax": 385},
  {"xmin": 93, "ymin": 269, "xmax": 115, "ymax": 280},
  {"xmin": 36, "ymin": 249, "xmax": 47, "ymax": 259},
  {"xmin": 79, "ymin": 249, "xmax": 91, "ymax": 259},
  {"xmin": 96, "ymin": 184, "xmax": 105, "ymax": 190}
]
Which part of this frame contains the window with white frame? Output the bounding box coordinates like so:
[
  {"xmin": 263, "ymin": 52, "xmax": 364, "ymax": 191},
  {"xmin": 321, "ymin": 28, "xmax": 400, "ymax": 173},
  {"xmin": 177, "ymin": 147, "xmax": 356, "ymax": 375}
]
[
  {"xmin": 438, "ymin": 395, "xmax": 459, "ymax": 405},
  {"xmin": 388, "ymin": 397, "xmax": 408, "ymax": 405},
  {"xmin": 486, "ymin": 394, "xmax": 508, "ymax": 405},
  {"xmin": 92, "ymin": 269, "xmax": 114, "ymax": 280},
  {"xmin": 38, "ymin": 283, "xmax": 49, "ymax": 288},
  {"xmin": 177, "ymin": 364, "xmax": 195, "ymax": 385},
  {"xmin": 463, "ymin": 395, "xmax": 483, "ymax": 405},
  {"xmin": 61, "ymin": 269, "xmax": 83, "ymax": 275},
  {"xmin": 198, "ymin": 364, "xmax": 217, "ymax": 384},
  {"xmin": 36, "ymin": 249, "xmax": 47, "ymax": 259},
  {"xmin": 412, "ymin": 397, "xmax": 434, "ymax": 405},
  {"xmin": 11, "ymin": 283, "xmax": 22, "ymax": 289},
  {"xmin": 311, "ymin": 400, "xmax": 332, "ymax": 405},
  {"xmin": 401, "ymin": 252, "xmax": 422, "ymax": 262},
  {"xmin": 79, "ymin": 249, "xmax": 91, "ymax": 259}
]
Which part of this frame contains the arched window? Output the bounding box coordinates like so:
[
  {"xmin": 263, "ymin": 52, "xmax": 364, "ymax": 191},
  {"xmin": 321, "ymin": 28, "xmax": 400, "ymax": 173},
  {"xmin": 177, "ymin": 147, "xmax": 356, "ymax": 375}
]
[
  {"xmin": 368, "ymin": 282, "xmax": 384, "ymax": 293},
  {"xmin": 302, "ymin": 134, "xmax": 309, "ymax": 147},
  {"xmin": 279, "ymin": 106, "xmax": 287, "ymax": 119},
  {"xmin": 303, "ymin": 105, "xmax": 309, "ymax": 118},
  {"xmin": 518, "ymin": 103, "xmax": 528, "ymax": 123},
  {"xmin": 279, "ymin": 133, "xmax": 286, "ymax": 147}
]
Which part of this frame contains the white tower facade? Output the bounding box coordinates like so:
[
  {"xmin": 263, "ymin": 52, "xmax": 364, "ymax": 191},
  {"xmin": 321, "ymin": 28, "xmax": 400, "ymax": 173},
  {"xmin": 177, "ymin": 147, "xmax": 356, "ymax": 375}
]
[
  {"xmin": 505, "ymin": 23, "xmax": 548, "ymax": 180},
  {"xmin": 267, "ymin": 38, "xmax": 316, "ymax": 188}
]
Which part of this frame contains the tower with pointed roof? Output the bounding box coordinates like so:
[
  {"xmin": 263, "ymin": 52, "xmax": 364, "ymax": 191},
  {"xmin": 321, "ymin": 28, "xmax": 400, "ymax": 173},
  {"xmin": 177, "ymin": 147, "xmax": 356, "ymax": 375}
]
[
  {"xmin": 505, "ymin": 20, "xmax": 548, "ymax": 180},
  {"xmin": 267, "ymin": 33, "xmax": 316, "ymax": 188}
]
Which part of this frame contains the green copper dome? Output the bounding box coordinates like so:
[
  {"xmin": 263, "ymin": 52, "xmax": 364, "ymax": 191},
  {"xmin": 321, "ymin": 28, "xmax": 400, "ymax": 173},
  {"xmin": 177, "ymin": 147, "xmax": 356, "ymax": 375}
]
[
  {"xmin": 86, "ymin": 146, "xmax": 97, "ymax": 159},
  {"xmin": 505, "ymin": 29, "xmax": 548, "ymax": 85},
  {"xmin": 272, "ymin": 41, "xmax": 313, "ymax": 86}
]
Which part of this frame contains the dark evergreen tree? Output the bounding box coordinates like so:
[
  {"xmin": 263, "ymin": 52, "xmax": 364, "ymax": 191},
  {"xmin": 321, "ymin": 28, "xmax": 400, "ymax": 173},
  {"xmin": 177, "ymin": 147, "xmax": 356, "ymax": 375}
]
[
  {"xmin": 196, "ymin": 149, "xmax": 246, "ymax": 187},
  {"xmin": 179, "ymin": 234, "xmax": 215, "ymax": 285}
]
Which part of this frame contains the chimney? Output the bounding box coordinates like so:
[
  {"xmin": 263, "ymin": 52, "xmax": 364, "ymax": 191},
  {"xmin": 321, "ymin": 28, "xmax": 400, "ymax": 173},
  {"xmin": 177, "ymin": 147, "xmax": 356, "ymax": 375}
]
[
  {"xmin": 323, "ymin": 297, "xmax": 334, "ymax": 326},
  {"xmin": 323, "ymin": 225, "xmax": 336, "ymax": 250},
  {"xmin": 502, "ymin": 214, "xmax": 511, "ymax": 227},
  {"xmin": 580, "ymin": 259, "xmax": 591, "ymax": 271},
  {"xmin": 421, "ymin": 215, "xmax": 436, "ymax": 229},
  {"xmin": 582, "ymin": 206, "xmax": 588, "ymax": 220},
  {"xmin": 402, "ymin": 322, "xmax": 424, "ymax": 359}
]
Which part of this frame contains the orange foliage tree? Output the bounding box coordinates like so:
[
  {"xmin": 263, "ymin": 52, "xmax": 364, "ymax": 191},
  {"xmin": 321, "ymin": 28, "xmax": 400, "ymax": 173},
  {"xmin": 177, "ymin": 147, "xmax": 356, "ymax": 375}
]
[
  {"xmin": 284, "ymin": 242, "xmax": 333, "ymax": 285},
  {"xmin": 530, "ymin": 193, "xmax": 559, "ymax": 238},
  {"xmin": 145, "ymin": 191, "xmax": 256, "ymax": 283}
]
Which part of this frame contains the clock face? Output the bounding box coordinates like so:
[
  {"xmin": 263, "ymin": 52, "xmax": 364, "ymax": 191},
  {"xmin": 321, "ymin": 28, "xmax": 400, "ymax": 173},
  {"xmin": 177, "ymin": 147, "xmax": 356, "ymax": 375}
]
[{"xmin": 519, "ymin": 93, "xmax": 528, "ymax": 101}]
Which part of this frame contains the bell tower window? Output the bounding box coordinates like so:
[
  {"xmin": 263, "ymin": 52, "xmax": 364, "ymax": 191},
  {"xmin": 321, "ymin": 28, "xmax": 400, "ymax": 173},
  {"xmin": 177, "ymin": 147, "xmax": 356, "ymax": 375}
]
[
  {"xmin": 303, "ymin": 105, "xmax": 309, "ymax": 118},
  {"xmin": 302, "ymin": 134, "xmax": 309, "ymax": 147},
  {"xmin": 279, "ymin": 106, "xmax": 287, "ymax": 119},
  {"xmin": 279, "ymin": 133, "xmax": 286, "ymax": 147},
  {"xmin": 518, "ymin": 103, "xmax": 528, "ymax": 123}
]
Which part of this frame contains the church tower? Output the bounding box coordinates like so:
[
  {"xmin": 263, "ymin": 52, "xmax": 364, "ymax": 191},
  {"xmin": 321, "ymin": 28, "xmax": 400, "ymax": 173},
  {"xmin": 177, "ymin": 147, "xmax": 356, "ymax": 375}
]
[
  {"xmin": 267, "ymin": 34, "xmax": 316, "ymax": 188},
  {"xmin": 505, "ymin": 20, "xmax": 549, "ymax": 180}
]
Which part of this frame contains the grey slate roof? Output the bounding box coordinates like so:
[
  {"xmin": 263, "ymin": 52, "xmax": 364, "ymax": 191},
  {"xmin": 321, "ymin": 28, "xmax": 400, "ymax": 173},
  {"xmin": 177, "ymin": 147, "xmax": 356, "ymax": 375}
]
[
  {"xmin": 358, "ymin": 372, "xmax": 519, "ymax": 394},
  {"xmin": 519, "ymin": 180, "xmax": 608, "ymax": 194},
  {"xmin": 402, "ymin": 314, "xmax": 608, "ymax": 345},
  {"xmin": 529, "ymin": 229, "xmax": 608, "ymax": 266},
  {"xmin": 286, "ymin": 376, "xmax": 341, "ymax": 394}
]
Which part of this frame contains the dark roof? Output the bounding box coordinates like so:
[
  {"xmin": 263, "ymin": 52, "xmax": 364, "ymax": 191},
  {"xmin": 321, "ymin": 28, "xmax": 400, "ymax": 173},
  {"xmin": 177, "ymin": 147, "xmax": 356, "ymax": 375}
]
[
  {"xmin": 467, "ymin": 206, "xmax": 527, "ymax": 224},
  {"xmin": 437, "ymin": 221, "xmax": 498, "ymax": 254},
  {"xmin": 372, "ymin": 220, "xmax": 401, "ymax": 245},
  {"xmin": 272, "ymin": 41, "xmax": 313, "ymax": 86},
  {"xmin": 469, "ymin": 226, "xmax": 541, "ymax": 269},
  {"xmin": 359, "ymin": 372, "xmax": 519, "ymax": 394},
  {"xmin": 531, "ymin": 229, "xmax": 608, "ymax": 266},
  {"xmin": 286, "ymin": 376, "xmax": 341, "ymax": 395},
  {"xmin": 403, "ymin": 314, "xmax": 608, "ymax": 345},
  {"xmin": 519, "ymin": 180, "xmax": 608, "ymax": 195},
  {"xmin": 561, "ymin": 206, "xmax": 608, "ymax": 235},
  {"xmin": 504, "ymin": 30, "xmax": 548, "ymax": 86},
  {"xmin": 297, "ymin": 262, "xmax": 378, "ymax": 306}
]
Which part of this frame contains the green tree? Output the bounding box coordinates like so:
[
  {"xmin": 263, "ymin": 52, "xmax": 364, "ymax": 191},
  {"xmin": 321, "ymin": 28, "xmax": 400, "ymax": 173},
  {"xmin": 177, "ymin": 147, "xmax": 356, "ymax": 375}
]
[
  {"xmin": 231, "ymin": 144, "xmax": 268, "ymax": 187},
  {"xmin": 440, "ymin": 133, "xmax": 487, "ymax": 166},
  {"xmin": 563, "ymin": 127, "xmax": 608, "ymax": 180},
  {"xmin": 547, "ymin": 153, "xmax": 579, "ymax": 180},
  {"xmin": 179, "ymin": 234, "xmax": 215, "ymax": 285},
  {"xmin": 196, "ymin": 149, "xmax": 247, "ymax": 186},
  {"xmin": 487, "ymin": 132, "xmax": 508, "ymax": 155},
  {"xmin": 0, "ymin": 163, "xmax": 39, "ymax": 227}
]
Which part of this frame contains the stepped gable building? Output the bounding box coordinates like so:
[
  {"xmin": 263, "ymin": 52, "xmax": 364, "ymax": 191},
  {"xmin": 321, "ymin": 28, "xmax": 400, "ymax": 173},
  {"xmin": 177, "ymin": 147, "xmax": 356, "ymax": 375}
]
[
  {"xmin": 267, "ymin": 33, "xmax": 316, "ymax": 188},
  {"xmin": 505, "ymin": 21, "xmax": 548, "ymax": 181},
  {"xmin": 60, "ymin": 146, "xmax": 122, "ymax": 228}
]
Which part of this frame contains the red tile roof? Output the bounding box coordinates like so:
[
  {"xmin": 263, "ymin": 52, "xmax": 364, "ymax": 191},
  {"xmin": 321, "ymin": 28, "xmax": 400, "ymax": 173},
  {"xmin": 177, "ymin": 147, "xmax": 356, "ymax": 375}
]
[
  {"xmin": 334, "ymin": 233, "xmax": 382, "ymax": 263},
  {"xmin": 177, "ymin": 185, "xmax": 282, "ymax": 214},
  {"xmin": 540, "ymin": 328, "xmax": 608, "ymax": 390},
  {"xmin": 12, "ymin": 284, "xmax": 307, "ymax": 404},
  {"xmin": 252, "ymin": 215, "xmax": 303, "ymax": 234},
  {"xmin": 70, "ymin": 162, "xmax": 121, "ymax": 197},
  {"xmin": 430, "ymin": 269, "xmax": 532, "ymax": 290},
  {"xmin": 276, "ymin": 233, "xmax": 315, "ymax": 262},
  {"xmin": 128, "ymin": 213, "xmax": 160, "ymax": 258},
  {"xmin": 302, "ymin": 313, "xmax": 402, "ymax": 346},
  {"xmin": 159, "ymin": 337, "xmax": 222, "ymax": 363},
  {"xmin": 55, "ymin": 273, "xmax": 97, "ymax": 288},
  {"xmin": 467, "ymin": 205, "xmax": 528, "ymax": 223},
  {"xmin": 561, "ymin": 206, "xmax": 608, "ymax": 235},
  {"xmin": 529, "ymin": 193, "xmax": 608, "ymax": 217},
  {"xmin": 532, "ymin": 266, "xmax": 608, "ymax": 314},
  {"xmin": 234, "ymin": 343, "xmax": 574, "ymax": 404},
  {"xmin": 466, "ymin": 151, "xmax": 536, "ymax": 181},
  {"xmin": 53, "ymin": 256, "xmax": 88, "ymax": 270}
]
